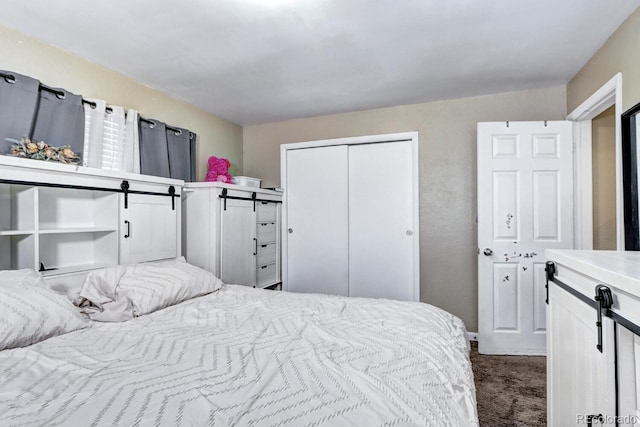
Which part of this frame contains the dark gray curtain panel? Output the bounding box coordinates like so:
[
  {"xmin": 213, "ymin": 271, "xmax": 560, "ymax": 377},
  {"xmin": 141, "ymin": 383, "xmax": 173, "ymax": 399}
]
[
  {"xmin": 166, "ymin": 127, "xmax": 191, "ymax": 181},
  {"xmin": 0, "ymin": 71, "xmax": 40, "ymax": 155},
  {"xmin": 31, "ymin": 87, "xmax": 85, "ymax": 159},
  {"xmin": 139, "ymin": 118, "xmax": 170, "ymax": 178},
  {"xmin": 189, "ymin": 132, "xmax": 197, "ymax": 181}
]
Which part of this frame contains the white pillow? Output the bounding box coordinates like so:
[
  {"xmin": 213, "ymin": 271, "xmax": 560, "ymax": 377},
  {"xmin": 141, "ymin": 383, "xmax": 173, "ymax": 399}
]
[
  {"xmin": 0, "ymin": 269, "xmax": 89, "ymax": 351},
  {"xmin": 78, "ymin": 258, "xmax": 223, "ymax": 321},
  {"xmin": 1, "ymin": 269, "xmax": 47, "ymax": 288}
]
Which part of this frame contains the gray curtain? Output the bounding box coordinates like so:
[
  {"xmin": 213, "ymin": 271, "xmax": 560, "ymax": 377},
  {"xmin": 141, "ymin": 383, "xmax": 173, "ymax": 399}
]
[
  {"xmin": 167, "ymin": 127, "xmax": 191, "ymax": 181},
  {"xmin": 0, "ymin": 71, "xmax": 40, "ymax": 155},
  {"xmin": 31, "ymin": 87, "xmax": 85, "ymax": 160},
  {"xmin": 189, "ymin": 132, "xmax": 197, "ymax": 181},
  {"xmin": 139, "ymin": 118, "xmax": 170, "ymax": 178}
]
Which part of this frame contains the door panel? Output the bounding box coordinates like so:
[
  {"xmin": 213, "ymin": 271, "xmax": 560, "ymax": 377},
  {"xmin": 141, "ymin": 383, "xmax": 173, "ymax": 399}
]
[
  {"xmin": 220, "ymin": 199, "xmax": 255, "ymax": 286},
  {"xmin": 492, "ymin": 263, "xmax": 519, "ymax": 331},
  {"xmin": 120, "ymin": 194, "xmax": 176, "ymax": 264},
  {"xmin": 492, "ymin": 171, "xmax": 520, "ymax": 241},
  {"xmin": 533, "ymin": 171, "xmax": 560, "ymax": 240},
  {"xmin": 286, "ymin": 146, "xmax": 349, "ymax": 296},
  {"xmin": 478, "ymin": 121, "xmax": 573, "ymax": 355},
  {"xmin": 533, "ymin": 263, "xmax": 547, "ymax": 332},
  {"xmin": 348, "ymin": 141, "xmax": 416, "ymax": 301},
  {"xmin": 547, "ymin": 285, "xmax": 614, "ymax": 425},
  {"xmin": 617, "ymin": 326, "xmax": 640, "ymax": 424}
]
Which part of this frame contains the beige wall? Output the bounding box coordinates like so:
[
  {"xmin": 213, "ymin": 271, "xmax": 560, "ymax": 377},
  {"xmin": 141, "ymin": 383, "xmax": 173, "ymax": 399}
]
[
  {"xmin": 592, "ymin": 106, "xmax": 617, "ymax": 250},
  {"xmin": 567, "ymin": 7, "xmax": 640, "ymax": 113},
  {"xmin": 243, "ymin": 86, "xmax": 567, "ymax": 331},
  {"xmin": 568, "ymin": 7, "xmax": 640, "ymax": 251},
  {"xmin": 0, "ymin": 24, "xmax": 243, "ymax": 179}
]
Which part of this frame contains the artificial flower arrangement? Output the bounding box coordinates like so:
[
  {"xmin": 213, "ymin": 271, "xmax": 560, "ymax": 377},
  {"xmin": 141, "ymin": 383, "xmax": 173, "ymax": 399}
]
[{"xmin": 11, "ymin": 136, "xmax": 80, "ymax": 165}]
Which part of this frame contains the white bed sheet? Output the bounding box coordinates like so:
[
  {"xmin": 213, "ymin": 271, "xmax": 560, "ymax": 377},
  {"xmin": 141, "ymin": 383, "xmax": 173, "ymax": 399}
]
[{"xmin": 0, "ymin": 285, "xmax": 478, "ymax": 426}]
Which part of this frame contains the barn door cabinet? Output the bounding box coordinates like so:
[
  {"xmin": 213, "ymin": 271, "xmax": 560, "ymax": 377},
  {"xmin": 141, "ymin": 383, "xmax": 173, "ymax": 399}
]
[
  {"xmin": 120, "ymin": 193, "xmax": 178, "ymax": 264},
  {"xmin": 546, "ymin": 250, "xmax": 640, "ymax": 426},
  {"xmin": 0, "ymin": 155, "xmax": 182, "ymax": 288},
  {"xmin": 182, "ymin": 182, "xmax": 282, "ymax": 288}
]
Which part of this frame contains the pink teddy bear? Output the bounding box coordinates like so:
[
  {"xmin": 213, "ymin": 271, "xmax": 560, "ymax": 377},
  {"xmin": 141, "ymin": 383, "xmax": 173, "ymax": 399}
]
[{"xmin": 205, "ymin": 156, "xmax": 233, "ymax": 183}]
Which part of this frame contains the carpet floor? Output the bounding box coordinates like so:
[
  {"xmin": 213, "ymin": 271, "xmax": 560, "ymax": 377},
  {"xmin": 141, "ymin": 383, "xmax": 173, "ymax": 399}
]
[{"xmin": 470, "ymin": 342, "xmax": 547, "ymax": 426}]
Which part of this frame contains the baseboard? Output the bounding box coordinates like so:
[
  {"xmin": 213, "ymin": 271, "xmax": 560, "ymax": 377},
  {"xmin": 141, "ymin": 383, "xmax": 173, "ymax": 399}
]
[{"xmin": 467, "ymin": 331, "xmax": 478, "ymax": 342}]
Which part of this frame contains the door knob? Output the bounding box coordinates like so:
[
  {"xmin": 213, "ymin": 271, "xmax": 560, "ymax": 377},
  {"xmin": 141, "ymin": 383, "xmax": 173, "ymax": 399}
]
[
  {"xmin": 288, "ymin": 228, "xmax": 293, "ymax": 234},
  {"xmin": 483, "ymin": 248, "xmax": 493, "ymax": 256}
]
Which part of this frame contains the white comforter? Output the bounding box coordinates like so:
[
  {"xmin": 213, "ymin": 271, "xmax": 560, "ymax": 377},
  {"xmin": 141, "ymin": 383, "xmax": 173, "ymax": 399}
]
[{"xmin": 0, "ymin": 285, "xmax": 478, "ymax": 426}]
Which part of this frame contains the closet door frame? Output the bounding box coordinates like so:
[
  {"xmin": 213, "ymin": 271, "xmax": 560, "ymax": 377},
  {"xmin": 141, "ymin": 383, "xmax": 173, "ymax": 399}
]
[{"xmin": 280, "ymin": 131, "xmax": 420, "ymax": 301}]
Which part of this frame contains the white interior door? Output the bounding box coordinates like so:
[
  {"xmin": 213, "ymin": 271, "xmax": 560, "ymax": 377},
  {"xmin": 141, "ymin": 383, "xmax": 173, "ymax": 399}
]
[
  {"xmin": 478, "ymin": 121, "xmax": 573, "ymax": 355},
  {"xmin": 348, "ymin": 141, "xmax": 418, "ymax": 301},
  {"xmin": 286, "ymin": 146, "xmax": 349, "ymax": 296},
  {"xmin": 220, "ymin": 198, "xmax": 256, "ymax": 286}
]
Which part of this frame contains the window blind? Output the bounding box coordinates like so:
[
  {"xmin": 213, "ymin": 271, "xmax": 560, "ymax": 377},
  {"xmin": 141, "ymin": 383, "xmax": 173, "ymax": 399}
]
[{"xmin": 101, "ymin": 108, "xmax": 126, "ymax": 171}]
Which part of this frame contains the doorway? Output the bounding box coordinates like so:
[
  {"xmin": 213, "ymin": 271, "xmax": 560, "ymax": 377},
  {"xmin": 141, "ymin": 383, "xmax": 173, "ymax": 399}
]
[
  {"xmin": 567, "ymin": 72, "xmax": 623, "ymax": 250},
  {"xmin": 592, "ymin": 105, "xmax": 617, "ymax": 250}
]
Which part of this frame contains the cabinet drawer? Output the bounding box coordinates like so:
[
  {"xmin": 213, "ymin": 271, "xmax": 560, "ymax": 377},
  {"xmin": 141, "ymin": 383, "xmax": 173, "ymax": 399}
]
[
  {"xmin": 257, "ymin": 243, "xmax": 276, "ymax": 266},
  {"xmin": 257, "ymin": 202, "xmax": 277, "ymax": 222},
  {"xmin": 256, "ymin": 263, "xmax": 277, "ymax": 287},
  {"xmin": 257, "ymin": 222, "xmax": 276, "ymax": 243}
]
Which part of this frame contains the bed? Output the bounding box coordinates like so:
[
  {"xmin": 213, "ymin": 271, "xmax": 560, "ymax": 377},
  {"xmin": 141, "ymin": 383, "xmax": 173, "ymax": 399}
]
[{"xmin": 0, "ymin": 262, "xmax": 478, "ymax": 426}]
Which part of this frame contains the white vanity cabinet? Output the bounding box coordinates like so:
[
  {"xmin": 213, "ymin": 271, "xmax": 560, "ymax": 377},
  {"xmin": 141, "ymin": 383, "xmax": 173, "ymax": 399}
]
[
  {"xmin": 182, "ymin": 182, "xmax": 282, "ymax": 288},
  {"xmin": 546, "ymin": 250, "xmax": 640, "ymax": 426},
  {"xmin": 0, "ymin": 156, "xmax": 182, "ymax": 282}
]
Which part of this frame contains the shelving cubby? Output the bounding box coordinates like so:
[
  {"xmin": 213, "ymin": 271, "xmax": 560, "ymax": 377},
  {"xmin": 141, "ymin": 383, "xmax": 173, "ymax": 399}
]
[
  {"xmin": 0, "ymin": 183, "xmax": 36, "ymax": 270},
  {"xmin": 37, "ymin": 188, "xmax": 119, "ymax": 274}
]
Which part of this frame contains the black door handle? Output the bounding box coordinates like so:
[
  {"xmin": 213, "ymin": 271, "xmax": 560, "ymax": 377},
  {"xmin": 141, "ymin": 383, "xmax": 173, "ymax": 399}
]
[{"xmin": 124, "ymin": 220, "xmax": 131, "ymax": 238}]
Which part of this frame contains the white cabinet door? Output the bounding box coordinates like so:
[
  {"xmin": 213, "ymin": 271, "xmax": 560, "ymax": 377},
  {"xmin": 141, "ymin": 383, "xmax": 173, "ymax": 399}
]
[
  {"xmin": 120, "ymin": 194, "xmax": 177, "ymax": 264},
  {"xmin": 616, "ymin": 326, "xmax": 640, "ymax": 425},
  {"xmin": 285, "ymin": 145, "xmax": 349, "ymax": 296},
  {"xmin": 547, "ymin": 284, "xmax": 615, "ymax": 425},
  {"xmin": 348, "ymin": 141, "xmax": 418, "ymax": 301},
  {"xmin": 220, "ymin": 198, "xmax": 256, "ymax": 286}
]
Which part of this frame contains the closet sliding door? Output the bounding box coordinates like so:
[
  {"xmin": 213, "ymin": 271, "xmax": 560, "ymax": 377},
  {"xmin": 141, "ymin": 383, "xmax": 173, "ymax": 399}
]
[
  {"xmin": 286, "ymin": 146, "xmax": 349, "ymax": 296},
  {"xmin": 348, "ymin": 141, "xmax": 416, "ymax": 300},
  {"xmin": 282, "ymin": 132, "xmax": 419, "ymax": 301}
]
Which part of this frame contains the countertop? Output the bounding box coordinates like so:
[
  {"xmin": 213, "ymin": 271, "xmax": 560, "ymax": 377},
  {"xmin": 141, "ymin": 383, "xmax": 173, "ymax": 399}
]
[{"xmin": 546, "ymin": 249, "xmax": 640, "ymax": 296}]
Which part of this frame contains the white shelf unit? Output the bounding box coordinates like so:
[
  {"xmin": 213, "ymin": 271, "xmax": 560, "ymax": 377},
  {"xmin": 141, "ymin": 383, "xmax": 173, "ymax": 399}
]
[
  {"xmin": 183, "ymin": 182, "xmax": 282, "ymax": 289},
  {"xmin": 0, "ymin": 155, "xmax": 183, "ymax": 280}
]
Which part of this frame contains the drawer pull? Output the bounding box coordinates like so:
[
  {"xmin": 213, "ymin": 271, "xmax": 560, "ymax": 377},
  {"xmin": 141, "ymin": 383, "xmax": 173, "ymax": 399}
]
[
  {"xmin": 261, "ymin": 244, "xmax": 268, "ymax": 248},
  {"xmin": 261, "ymin": 265, "xmax": 268, "ymax": 269}
]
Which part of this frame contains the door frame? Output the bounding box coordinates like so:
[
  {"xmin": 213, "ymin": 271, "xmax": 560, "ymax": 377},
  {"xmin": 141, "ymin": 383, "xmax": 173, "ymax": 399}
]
[
  {"xmin": 280, "ymin": 131, "xmax": 420, "ymax": 299},
  {"xmin": 567, "ymin": 72, "xmax": 623, "ymax": 250}
]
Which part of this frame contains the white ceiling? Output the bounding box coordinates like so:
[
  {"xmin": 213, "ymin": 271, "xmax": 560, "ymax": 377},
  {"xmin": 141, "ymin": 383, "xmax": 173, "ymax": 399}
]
[{"xmin": 1, "ymin": 0, "xmax": 638, "ymax": 125}]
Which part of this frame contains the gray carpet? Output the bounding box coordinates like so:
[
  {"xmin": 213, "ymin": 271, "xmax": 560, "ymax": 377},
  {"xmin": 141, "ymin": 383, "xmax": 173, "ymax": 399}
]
[{"xmin": 470, "ymin": 342, "xmax": 547, "ymax": 426}]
